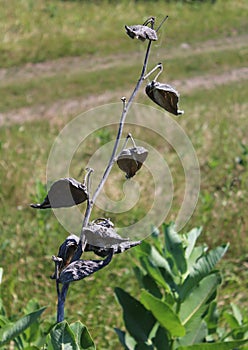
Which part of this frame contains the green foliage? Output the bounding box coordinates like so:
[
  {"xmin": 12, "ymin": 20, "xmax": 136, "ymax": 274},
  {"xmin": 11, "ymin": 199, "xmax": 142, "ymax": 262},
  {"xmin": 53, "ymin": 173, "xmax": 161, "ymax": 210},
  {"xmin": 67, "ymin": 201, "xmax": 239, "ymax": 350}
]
[
  {"xmin": 115, "ymin": 224, "xmax": 248, "ymax": 349},
  {"xmin": 0, "ymin": 275, "xmax": 95, "ymax": 349},
  {"xmin": 0, "ymin": 289, "xmax": 47, "ymax": 349},
  {"xmin": 47, "ymin": 321, "xmax": 95, "ymax": 350},
  {"xmin": 1, "ymin": 270, "xmax": 79, "ymax": 349}
]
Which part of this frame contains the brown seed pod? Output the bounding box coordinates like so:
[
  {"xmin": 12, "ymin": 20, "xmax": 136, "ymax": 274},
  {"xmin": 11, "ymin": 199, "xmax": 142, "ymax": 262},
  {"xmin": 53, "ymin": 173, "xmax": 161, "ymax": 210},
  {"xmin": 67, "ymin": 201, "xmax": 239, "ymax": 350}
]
[
  {"xmin": 146, "ymin": 81, "xmax": 184, "ymax": 116},
  {"xmin": 125, "ymin": 24, "xmax": 158, "ymax": 41},
  {"xmin": 59, "ymin": 249, "xmax": 114, "ymax": 284},
  {"xmin": 30, "ymin": 177, "xmax": 88, "ymax": 209},
  {"xmin": 83, "ymin": 219, "xmax": 140, "ymax": 257},
  {"xmin": 83, "ymin": 221, "xmax": 129, "ymax": 249},
  {"xmin": 117, "ymin": 146, "xmax": 148, "ymax": 179},
  {"xmin": 51, "ymin": 234, "xmax": 80, "ymax": 279}
]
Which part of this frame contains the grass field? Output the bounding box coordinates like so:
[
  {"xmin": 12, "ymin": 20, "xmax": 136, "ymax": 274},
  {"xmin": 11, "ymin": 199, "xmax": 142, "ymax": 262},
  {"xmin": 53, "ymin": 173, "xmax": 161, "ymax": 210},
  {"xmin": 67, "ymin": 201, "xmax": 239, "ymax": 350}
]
[{"xmin": 0, "ymin": 0, "xmax": 248, "ymax": 348}]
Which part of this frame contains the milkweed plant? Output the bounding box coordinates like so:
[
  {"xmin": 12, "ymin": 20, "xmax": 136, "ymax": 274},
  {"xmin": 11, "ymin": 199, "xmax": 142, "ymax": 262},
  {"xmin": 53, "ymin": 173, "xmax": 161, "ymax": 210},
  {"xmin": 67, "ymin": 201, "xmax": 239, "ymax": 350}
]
[
  {"xmin": 30, "ymin": 15, "xmax": 184, "ymax": 325},
  {"xmin": 0, "ymin": 15, "xmax": 246, "ymax": 350}
]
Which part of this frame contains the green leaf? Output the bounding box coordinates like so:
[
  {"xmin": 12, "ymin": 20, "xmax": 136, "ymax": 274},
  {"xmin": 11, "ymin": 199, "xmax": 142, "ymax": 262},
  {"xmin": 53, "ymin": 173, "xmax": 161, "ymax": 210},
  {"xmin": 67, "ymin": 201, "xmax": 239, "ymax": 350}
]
[
  {"xmin": 231, "ymin": 303, "xmax": 243, "ymax": 325},
  {"xmin": 177, "ymin": 339, "xmax": 248, "ymax": 349},
  {"xmin": 141, "ymin": 273, "xmax": 163, "ymax": 299},
  {"xmin": 140, "ymin": 256, "xmax": 171, "ymax": 292},
  {"xmin": 204, "ymin": 301, "xmax": 219, "ymax": 334},
  {"xmin": 179, "ymin": 244, "xmax": 229, "ymax": 301},
  {"xmin": 186, "ymin": 245, "xmax": 207, "ymax": 273},
  {"xmin": 152, "ymin": 326, "xmax": 170, "ymax": 350},
  {"xmin": 114, "ymin": 328, "xmax": 136, "ymax": 350},
  {"xmin": 223, "ymin": 312, "xmax": 240, "ymax": 329},
  {"xmin": 184, "ymin": 227, "xmax": 202, "ymax": 259},
  {"xmin": 140, "ymin": 290, "xmax": 185, "ymax": 337},
  {"xmin": 179, "ymin": 273, "xmax": 222, "ymax": 326},
  {"xmin": 0, "ymin": 307, "xmax": 46, "ymax": 346},
  {"xmin": 163, "ymin": 224, "xmax": 187, "ymax": 275},
  {"xmin": 49, "ymin": 321, "xmax": 78, "ymax": 349},
  {"xmin": 115, "ymin": 288, "xmax": 156, "ymax": 343},
  {"xmin": 70, "ymin": 321, "xmax": 95, "ymax": 350},
  {"xmin": 175, "ymin": 320, "xmax": 208, "ymax": 348}
]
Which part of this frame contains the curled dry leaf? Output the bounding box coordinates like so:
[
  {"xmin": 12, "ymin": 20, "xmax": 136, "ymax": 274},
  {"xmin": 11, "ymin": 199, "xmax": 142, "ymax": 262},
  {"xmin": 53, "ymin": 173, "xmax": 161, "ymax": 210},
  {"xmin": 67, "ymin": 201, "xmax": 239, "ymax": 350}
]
[
  {"xmin": 125, "ymin": 24, "xmax": 158, "ymax": 41},
  {"xmin": 30, "ymin": 177, "xmax": 88, "ymax": 209},
  {"xmin": 117, "ymin": 146, "xmax": 148, "ymax": 179},
  {"xmin": 146, "ymin": 81, "xmax": 184, "ymax": 116},
  {"xmin": 59, "ymin": 249, "xmax": 114, "ymax": 284}
]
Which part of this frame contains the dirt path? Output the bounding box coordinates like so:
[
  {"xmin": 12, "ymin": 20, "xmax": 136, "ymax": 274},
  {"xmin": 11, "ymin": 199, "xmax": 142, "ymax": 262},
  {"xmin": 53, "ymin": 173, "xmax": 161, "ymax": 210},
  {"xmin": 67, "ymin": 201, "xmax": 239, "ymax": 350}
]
[
  {"xmin": 0, "ymin": 34, "xmax": 247, "ymax": 84},
  {"xmin": 0, "ymin": 34, "xmax": 247, "ymax": 126},
  {"xmin": 1, "ymin": 66, "xmax": 247, "ymax": 127}
]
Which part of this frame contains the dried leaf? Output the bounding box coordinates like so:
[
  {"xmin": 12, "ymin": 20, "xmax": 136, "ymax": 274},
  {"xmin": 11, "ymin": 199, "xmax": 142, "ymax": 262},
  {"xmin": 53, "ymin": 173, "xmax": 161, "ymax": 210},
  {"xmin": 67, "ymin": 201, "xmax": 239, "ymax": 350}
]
[
  {"xmin": 30, "ymin": 177, "xmax": 88, "ymax": 209},
  {"xmin": 59, "ymin": 250, "xmax": 113, "ymax": 284},
  {"xmin": 125, "ymin": 25, "xmax": 158, "ymax": 41},
  {"xmin": 146, "ymin": 81, "xmax": 184, "ymax": 116},
  {"xmin": 117, "ymin": 146, "xmax": 148, "ymax": 178}
]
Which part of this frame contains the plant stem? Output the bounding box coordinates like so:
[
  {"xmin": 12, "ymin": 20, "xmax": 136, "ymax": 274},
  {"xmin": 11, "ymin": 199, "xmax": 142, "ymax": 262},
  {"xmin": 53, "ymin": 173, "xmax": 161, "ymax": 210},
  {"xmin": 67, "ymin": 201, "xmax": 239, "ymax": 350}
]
[
  {"xmin": 57, "ymin": 283, "xmax": 69, "ymax": 323},
  {"xmin": 80, "ymin": 40, "xmax": 153, "ymax": 243}
]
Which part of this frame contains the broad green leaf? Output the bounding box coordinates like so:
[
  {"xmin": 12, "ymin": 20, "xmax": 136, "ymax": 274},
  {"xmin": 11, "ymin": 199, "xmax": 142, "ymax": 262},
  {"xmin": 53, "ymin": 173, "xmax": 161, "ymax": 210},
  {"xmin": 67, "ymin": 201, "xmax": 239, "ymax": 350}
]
[
  {"xmin": 135, "ymin": 343, "xmax": 154, "ymax": 349},
  {"xmin": 176, "ymin": 320, "xmax": 207, "ymax": 347},
  {"xmin": 204, "ymin": 301, "xmax": 219, "ymax": 334},
  {"xmin": 114, "ymin": 328, "xmax": 136, "ymax": 350},
  {"xmin": 0, "ymin": 307, "xmax": 46, "ymax": 346},
  {"xmin": 70, "ymin": 321, "xmax": 95, "ymax": 350},
  {"xmin": 142, "ymin": 274, "xmax": 163, "ymax": 299},
  {"xmin": 163, "ymin": 224, "xmax": 187, "ymax": 275},
  {"xmin": 231, "ymin": 303, "xmax": 243, "ymax": 325},
  {"xmin": 184, "ymin": 227, "xmax": 202, "ymax": 259},
  {"xmin": 49, "ymin": 321, "xmax": 78, "ymax": 350},
  {"xmin": 179, "ymin": 273, "xmax": 222, "ymax": 325},
  {"xmin": 186, "ymin": 245, "xmax": 207, "ymax": 273},
  {"xmin": 223, "ymin": 312, "xmax": 240, "ymax": 329},
  {"xmin": 152, "ymin": 326, "xmax": 170, "ymax": 350},
  {"xmin": 177, "ymin": 339, "xmax": 248, "ymax": 349},
  {"xmin": 115, "ymin": 288, "xmax": 156, "ymax": 343},
  {"xmin": 70, "ymin": 321, "xmax": 96, "ymax": 350},
  {"xmin": 136, "ymin": 241, "xmax": 172, "ymax": 273},
  {"xmin": 140, "ymin": 290, "xmax": 185, "ymax": 337},
  {"xmin": 140, "ymin": 257, "xmax": 171, "ymax": 292},
  {"xmin": 179, "ymin": 244, "xmax": 228, "ymax": 301}
]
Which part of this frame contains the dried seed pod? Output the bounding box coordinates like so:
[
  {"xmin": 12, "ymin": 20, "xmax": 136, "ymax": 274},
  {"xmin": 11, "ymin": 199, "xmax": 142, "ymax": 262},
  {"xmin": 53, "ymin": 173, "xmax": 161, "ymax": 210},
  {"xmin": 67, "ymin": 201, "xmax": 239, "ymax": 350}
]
[
  {"xmin": 146, "ymin": 81, "xmax": 184, "ymax": 115},
  {"xmin": 59, "ymin": 249, "xmax": 113, "ymax": 284},
  {"xmin": 51, "ymin": 234, "xmax": 80, "ymax": 279},
  {"xmin": 125, "ymin": 24, "xmax": 158, "ymax": 41},
  {"xmin": 117, "ymin": 146, "xmax": 148, "ymax": 179},
  {"xmin": 84, "ymin": 218, "xmax": 140, "ymax": 257},
  {"xmin": 30, "ymin": 177, "xmax": 88, "ymax": 209},
  {"xmin": 146, "ymin": 81, "xmax": 184, "ymax": 116},
  {"xmin": 85, "ymin": 240, "xmax": 141, "ymax": 258},
  {"xmin": 83, "ymin": 221, "xmax": 129, "ymax": 249}
]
